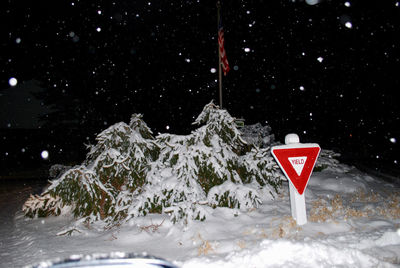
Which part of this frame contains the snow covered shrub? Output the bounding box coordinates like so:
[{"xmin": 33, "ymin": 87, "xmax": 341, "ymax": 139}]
[
  {"xmin": 24, "ymin": 114, "xmax": 157, "ymax": 221},
  {"xmin": 240, "ymin": 122, "xmax": 275, "ymax": 148},
  {"xmin": 239, "ymin": 122, "xmax": 348, "ymax": 174},
  {"xmin": 23, "ymin": 102, "xmax": 283, "ymax": 225},
  {"xmin": 315, "ymin": 149, "xmax": 351, "ymax": 173},
  {"xmin": 49, "ymin": 164, "xmax": 73, "ymax": 179},
  {"xmin": 130, "ymin": 102, "xmax": 283, "ymax": 223}
]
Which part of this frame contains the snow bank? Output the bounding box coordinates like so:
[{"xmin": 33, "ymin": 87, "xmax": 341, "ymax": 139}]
[
  {"xmin": 308, "ymin": 171, "xmax": 368, "ymax": 194},
  {"xmin": 180, "ymin": 239, "xmax": 386, "ymax": 268}
]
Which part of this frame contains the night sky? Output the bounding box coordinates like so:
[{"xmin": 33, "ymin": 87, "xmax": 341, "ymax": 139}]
[{"xmin": 1, "ymin": 0, "xmax": 400, "ymax": 176}]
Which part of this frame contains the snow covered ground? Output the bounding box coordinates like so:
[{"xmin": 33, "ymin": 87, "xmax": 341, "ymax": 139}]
[{"xmin": 1, "ymin": 165, "xmax": 399, "ymax": 267}]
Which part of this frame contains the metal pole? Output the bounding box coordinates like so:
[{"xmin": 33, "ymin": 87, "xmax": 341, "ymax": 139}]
[{"xmin": 217, "ymin": 1, "xmax": 223, "ymax": 108}]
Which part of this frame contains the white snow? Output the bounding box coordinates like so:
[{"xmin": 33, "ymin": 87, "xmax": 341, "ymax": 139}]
[{"xmin": 1, "ymin": 165, "xmax": 399, "ymax": 267}]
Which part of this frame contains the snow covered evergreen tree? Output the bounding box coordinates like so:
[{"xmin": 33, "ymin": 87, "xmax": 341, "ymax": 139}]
[
  {"xmin": 23, "ymin": 102, "xmax": 283, "ymax": 226},
  {"xmin": 23, "ymin": 114, "xmax": 158, "ymax": 221},
  {"xmin": 129, "ymin": 102, "xmax": 282, "ymax": 223}
]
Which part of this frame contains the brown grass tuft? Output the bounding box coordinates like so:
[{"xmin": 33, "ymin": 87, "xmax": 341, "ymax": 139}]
[
  {"xmin": 310, "ymin": 191, "xmax": 400, "ymax": 222},
  {"xmin": 197, "ymin": 234, "xmax": 215, "ymax": 256}
]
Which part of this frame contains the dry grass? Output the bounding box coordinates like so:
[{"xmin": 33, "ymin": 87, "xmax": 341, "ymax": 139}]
[
  {"xmin": 309, "ymin": 195, "xmax": 342, "ymax": 223},
  {"xmin": 258, "ymin": 229, "xmax": 268, "ymax": 239},
  {"xmin": 309, "ymin": 194, "xmax": 371, "ymax": 223},
  {"xmin": 344, "ymin": 208, "xmax": 369, "ymax": 220},
  {"xmin": 237, "ymin": 240, "xmax": 246, "ymax": 249},
  {"xmin": 309, "ymin": 190, "xmax": 400, "ymax": 222},
  {"xmin": 197, "ymin": 234, "xmax": 215, "ymax": 256},
  {"xmin": 350, "ymin": 188, "xmax": 380, "ymax": 203},
  {"xmin": 271, "ymin": 216, "xmax": 300, "ymax": 238},
  {"xmin": 377, "ymin": 193, "xmax": 400, "ymax": 219}
]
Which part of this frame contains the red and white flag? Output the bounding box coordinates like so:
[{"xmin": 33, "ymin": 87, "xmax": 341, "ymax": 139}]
[{"xmin": 218, "ymin": 15, "xmax": 230, "ymax": 75}]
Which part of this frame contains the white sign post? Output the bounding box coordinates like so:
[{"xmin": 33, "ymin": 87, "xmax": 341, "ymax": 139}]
[
  {"xmin": 286, "ymin": 134, "xmax": 306, "ymax": 225},
  {"xmin": 271, "ymin": 134, "xmax": 320, "ymax": 226},
  {"xmin": 289, "ymin": 178, "xmax": 307, "ymax": 225}
]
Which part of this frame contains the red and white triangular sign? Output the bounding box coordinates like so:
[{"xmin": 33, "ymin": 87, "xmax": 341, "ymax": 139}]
[{"xmin": 271, "ymin": 143, "xmax": 320, "ymax": 195}]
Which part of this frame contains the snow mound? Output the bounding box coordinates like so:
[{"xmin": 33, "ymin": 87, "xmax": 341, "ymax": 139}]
[
  {"xmin": 180, "ymin": 239, "xmax": 386, "ymax": 268},
  {"xmin": 375, "ymin": 231, "xmax": 400, "ymax": 247},
  {"xmin": 308, "ymin": 171, "xmax": 367, "ymax": 194}
]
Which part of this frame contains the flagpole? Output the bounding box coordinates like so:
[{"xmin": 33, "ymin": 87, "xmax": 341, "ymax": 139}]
[{"xmin": 217, "ymin": 1, "xmax": 223, "ymax": 108}]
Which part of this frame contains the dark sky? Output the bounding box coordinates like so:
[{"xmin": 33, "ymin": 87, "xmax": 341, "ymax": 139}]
[{"xmin": 1, "ymin": 0, "xmax": 400, "ymax": 174}]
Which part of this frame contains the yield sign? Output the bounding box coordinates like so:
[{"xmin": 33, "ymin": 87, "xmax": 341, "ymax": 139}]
[{"xmin": 271, "ymin": 143, "xmax": 320, "ymax": 195}]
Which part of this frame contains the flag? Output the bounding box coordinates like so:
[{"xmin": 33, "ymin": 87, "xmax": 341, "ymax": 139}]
[{"xmin": 218, "ymin": 13, "xmax": 230, "ymax": 75}]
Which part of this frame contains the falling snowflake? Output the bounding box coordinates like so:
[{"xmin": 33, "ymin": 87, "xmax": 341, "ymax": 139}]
[
  {"xmin": 345, "ymin": 22, "xmax": 353, "ymax": 29},
  {"xmin": 41, "ymin": 150, "xmax": 49, "ymax": 160},
  {"xmin": 9, "ymin": 77, "xmax": 18, "ymax": 87}
]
